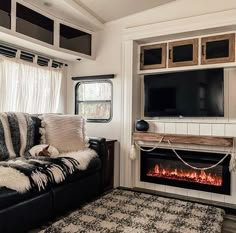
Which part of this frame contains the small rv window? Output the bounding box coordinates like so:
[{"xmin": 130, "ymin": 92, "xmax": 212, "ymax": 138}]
[{"xmin": 75, "ymin": 81, "xmax": 112, "ymax": 122}]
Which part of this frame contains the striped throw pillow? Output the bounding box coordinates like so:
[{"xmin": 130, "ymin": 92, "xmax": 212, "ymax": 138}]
[{"xmin": 0, "ymin": 112, "xmax": 37, "ymax": 160}]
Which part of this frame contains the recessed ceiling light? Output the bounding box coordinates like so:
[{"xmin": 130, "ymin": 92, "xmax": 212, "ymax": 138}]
[{"xmin": 43, "ymin": 2, "xmax": 52, "ymax": 7}]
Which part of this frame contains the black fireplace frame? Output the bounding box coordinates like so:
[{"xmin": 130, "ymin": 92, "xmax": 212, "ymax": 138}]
[{"xmin": 140, "ymin": 148, "xmax": 231, "ymax": 195}]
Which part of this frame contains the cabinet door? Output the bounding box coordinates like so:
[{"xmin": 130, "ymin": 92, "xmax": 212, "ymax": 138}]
[
  {"xmin": 16, "ymin": 3, "xmax": 54, "ymax": 45},
  {"xmin": 201, "ymin": 33, "xmax": 235, "ymax": 64},
  {"xmin": 60, "ymin": 24, "xmax": 92, "ymax": 56},
  {"xmin": 168, "ymin": 39, "xmax": 198, "ymax": 68},
  {"xmin": 140, "ymin": 43, "xmax": 166, "ymax": 70},
  {"xmin": 0, "ymin": 0, "xmax": 11, "ymax": 29}
]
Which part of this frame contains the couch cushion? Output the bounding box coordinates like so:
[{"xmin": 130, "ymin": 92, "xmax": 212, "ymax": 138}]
[
  {"xmin": 0, "ymin": 187, "xmax": 42, "ymax": 210},
  {"xmin": 40, "ymin": 114, "xmax": 88, "ymax": 153},
  {"xmin": 0, "ymin": 192, "xmax": 53, "ymax": 233},
  {"xmin": 56, "ymin": 156, "xmax": 101, "ymax": 185},
  {"xmin": 0, "ymin": 157, "xmax": 101, "ymax": 210}
]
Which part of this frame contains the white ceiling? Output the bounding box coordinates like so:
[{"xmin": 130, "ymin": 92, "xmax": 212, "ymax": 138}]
[
  {"xmin": 75, "ymin": 0, "xmax": 176, "ymax": 23},
  {"xmin": 23, "ymin": 0, "xmax": 176, "ymax": 30}
]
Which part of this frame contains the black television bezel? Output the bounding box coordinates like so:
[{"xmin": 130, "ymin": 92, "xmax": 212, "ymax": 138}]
[{"xmin": 143, "ymin": 68, "xmax": 224, "ymax": 118}]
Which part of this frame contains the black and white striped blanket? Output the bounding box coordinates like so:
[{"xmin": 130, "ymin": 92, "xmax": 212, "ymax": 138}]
[
  {"xmin": 0, "ymin": 156, "xmax": 81, "ymax": 193},
  {"xmin": 0, "ymin": 148, "xmax": 98, "ymax": 193},
  {"xmin": 0, "ymin": 112, "xmax": 98, "ymax": 193},
  {"xmin": 0, "ymin": 112, "xmax": 37, "ymax": 160}
]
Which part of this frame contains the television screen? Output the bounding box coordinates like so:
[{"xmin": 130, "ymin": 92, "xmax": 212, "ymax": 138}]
[{"xmin": 144, "ymin": 68, "xmax": 224, "ymax": 117}]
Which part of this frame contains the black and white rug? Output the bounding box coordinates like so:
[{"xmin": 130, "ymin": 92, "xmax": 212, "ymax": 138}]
[{"xmin": 40, "ymin": 189, "xmax": 225, "ymax": 233}]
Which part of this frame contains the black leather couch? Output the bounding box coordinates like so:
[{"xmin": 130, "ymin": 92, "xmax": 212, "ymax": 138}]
[{"xmin": 0, "ymin": 137, "xmax": 107, "ymax": 233}]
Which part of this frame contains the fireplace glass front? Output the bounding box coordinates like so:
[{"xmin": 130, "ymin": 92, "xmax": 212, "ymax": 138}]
[{"xmin": 141, "ymin": 148, "xmax": 230, "ymax": 195}]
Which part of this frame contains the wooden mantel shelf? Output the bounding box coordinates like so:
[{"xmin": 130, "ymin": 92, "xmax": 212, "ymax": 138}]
[{"xmin": 133, "ymin": 132, "xmax": 234, "ymax": 147}]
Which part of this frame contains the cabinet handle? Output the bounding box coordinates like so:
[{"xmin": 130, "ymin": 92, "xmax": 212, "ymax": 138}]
[
  {"xmin": 107, "ymin": 150, "xmax": 110, "ymax": 161},
  {"xmin": 169, "ymin": 49, "xmax": 172, "ymax": 60},
  {"xmin": 140, "ymin": 53, "xmax": 143, "ymax": 63},
  {"xmin": 202, "ymin": 45, "xmax": 205, "ymax": 56}
]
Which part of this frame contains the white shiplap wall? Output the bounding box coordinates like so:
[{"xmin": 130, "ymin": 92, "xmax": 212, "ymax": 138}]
[
  {"xmin": 134, "ymin": 121, "xmax": 236, "ymax": 204},
  {"xmin": 119, "ymin": 7, "xmax": 236, "ymax": 205}
]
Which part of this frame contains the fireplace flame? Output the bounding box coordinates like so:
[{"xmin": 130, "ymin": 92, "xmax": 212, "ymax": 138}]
[{"xmin": 147, "ymin": 164, "xmax": 222, "ymax": 186}]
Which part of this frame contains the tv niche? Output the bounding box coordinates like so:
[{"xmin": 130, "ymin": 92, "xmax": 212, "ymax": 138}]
[{"xmin": 144, "ymin": 68, "xmax": 224, "ymax": 117}]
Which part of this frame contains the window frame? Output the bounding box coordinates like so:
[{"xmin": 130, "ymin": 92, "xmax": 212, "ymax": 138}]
[{"xmin": 75, "ymin": 80, "xmax": 113, "ymax": 123}]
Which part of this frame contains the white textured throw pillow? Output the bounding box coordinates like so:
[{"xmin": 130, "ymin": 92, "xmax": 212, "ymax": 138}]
[
  {"xmin": 29, "ymin": 144, "xmax": 59, "ymax": 157},
  {"xmin": 40, "ymin": 114, "xmax": 88, "ymax": 153}
]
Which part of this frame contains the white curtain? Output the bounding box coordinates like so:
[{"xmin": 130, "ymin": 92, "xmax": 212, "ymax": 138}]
[{"xmin": 0, "ymin": 58, "xmax": 62, "ymax": 114}]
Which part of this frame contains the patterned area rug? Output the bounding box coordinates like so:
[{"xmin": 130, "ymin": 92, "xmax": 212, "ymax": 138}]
[{"xmin": 40, "ymin": 189, "xmax": 225, "ymax": 233}]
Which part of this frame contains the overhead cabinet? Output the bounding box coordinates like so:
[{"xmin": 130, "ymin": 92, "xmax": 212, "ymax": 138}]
[
  {"xmin": 60, "ymin": 24, "xmax": 92, "ymax": 56},
  {"xmin": 168, "ymin": 39, "xmax": 198, "ymax": 67},
  {"xmin": 140, "ymin": 39, "xmax": 198, "ymax": 70},
  {"xmin": 0, "ymin": 0, "xmax": 11, "ymax": 29},
  {"xmin": 16, "ymin": 3, "xmax": 54, "ymax": 45},
  {"xmin": 201, "ymin": 33, "xmax": 235, "ymax": 64},
  {"xmin": 0, "ymin": 1, "xmax": 93, "ymax": 58},
  {"xmin": 140, "ymin": 32, "xmax": 236, "ymax": 71},
  {"xmin": 140, "ymin": 43, "xmax": 167, "ymax": 70}
]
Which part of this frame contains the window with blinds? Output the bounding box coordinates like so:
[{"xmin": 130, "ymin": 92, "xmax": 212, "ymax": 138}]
[{"xmin": 0, "ymin": 44, "xmax": 64, "ymax": 68}]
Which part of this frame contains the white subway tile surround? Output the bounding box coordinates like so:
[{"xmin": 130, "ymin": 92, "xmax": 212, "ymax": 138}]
[
  {"xmin": 164, "ymin": 122, "xmax": 176, "ymax": 134},
  {"xmin": 212, "ymin": 124, "xmax": 225, "ymax": 136},
  {"xmin": 176, "ymin": 123, "xmax": 188, "ymax": 134},
  {"xmin": 200, "ymin": 124, "xmax": 212, "ymax": 135},
  {"xmin": 187, "ymin": 123, "xmax": 200, "ymax": 135},
  {"xmin": 135, "ymin": 121, "xmax": 236, "ymax": 205}
]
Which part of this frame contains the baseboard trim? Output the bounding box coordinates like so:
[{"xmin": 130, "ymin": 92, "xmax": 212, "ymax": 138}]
[{"xmin": 118, "ymin": 186, "xmax": 236, "ymax": 215}]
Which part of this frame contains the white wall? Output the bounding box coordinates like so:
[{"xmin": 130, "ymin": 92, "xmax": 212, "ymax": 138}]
[
  {"xmin": 112, "ymin": 0, "xmax": 236, "ymax": 29},
  {"xmin": 68, "ymin": 0, "xmax": 236, "ymax": 199},
  {"xmin": 68, "ymin": 0, "xmax": 236, "ymax": 195},
  {"xmin": 69, "ymin": 0, "xmax": 236, "ymax": 140},
  {"xmin": 68, "ymin": 24, "xmax": 123, "ymax": 140}
]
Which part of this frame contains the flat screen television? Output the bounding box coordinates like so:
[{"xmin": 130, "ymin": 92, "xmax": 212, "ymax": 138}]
[{"xmin": 144, "ymin": 68, "xmax": 224, "ymax": 117}]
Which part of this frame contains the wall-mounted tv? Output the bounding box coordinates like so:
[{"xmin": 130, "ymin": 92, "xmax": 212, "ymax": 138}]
[{"xmin": 144, "ymin": 68, "xmax": 224, "ymax": 117}]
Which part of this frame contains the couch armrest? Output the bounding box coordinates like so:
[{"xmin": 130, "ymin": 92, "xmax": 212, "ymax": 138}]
[
  {"xmin": 89, "ymin": 137, "xmax": 107, "ymax": 159},
  {"xmin": 89, "ymin": 137, "xmax": 107, "ymax": 193}
]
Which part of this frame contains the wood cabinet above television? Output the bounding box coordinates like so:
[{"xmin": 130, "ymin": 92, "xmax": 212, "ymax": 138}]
[
  {"xmin": 140, "ymin": 43, "xmax": 166, "ymax": 70},
  {"xmin": 201, "ymin": 33, "xmax": 235, "ymax": 65},
  {"xmin": 139, "ymin": 32, "xmax": 236, "ymax": 72},
  {"xmin": 168, "ymin": 39, "xmax": 198, "ymax": 68}
]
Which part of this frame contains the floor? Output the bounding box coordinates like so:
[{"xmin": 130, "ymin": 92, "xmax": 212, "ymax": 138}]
[
  {"xmin": 31, "ymin": 216, "xmax": 235, "ymax": 233},
  {"xmin": 29, "ymin": 198, "xmax": 236, "ymax": 233},
  {"xmin": 29, "ymin": 188, "xmax": 236, "ymax": 232},
  {"xmin": 132, "ymin": 187, "xmax": 236, "ymax": 233},
  {"xmin": 223, "ymin": 214, "xmax": 236, "ymax": 233}
]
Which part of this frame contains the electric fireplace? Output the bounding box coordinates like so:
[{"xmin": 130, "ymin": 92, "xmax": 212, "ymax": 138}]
[{"xmin": 141, "ymin": 148, "xmax": 231, "ymax": 195}]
